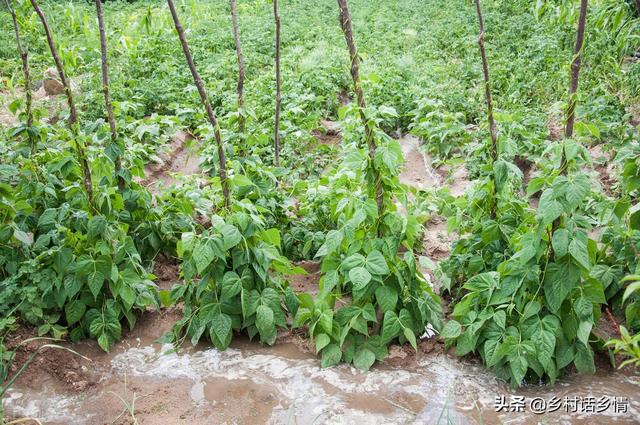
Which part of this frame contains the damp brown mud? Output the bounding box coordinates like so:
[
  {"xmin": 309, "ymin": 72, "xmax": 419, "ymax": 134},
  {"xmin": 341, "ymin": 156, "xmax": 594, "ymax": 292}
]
[
  {"xmin": 141, "ymin": 130, "xmax": 202, "ymax": 195},
  {"xmin": 397, "ymin": 134, "xmax": 462, "ymax": 272},
  {"xmin": 312, "ymin": 119, "xmax": 342, "ymax": 146},
  {"xmin": 398, "ymin": 134, "xmax": 442, "ymax": 190},
  {"xmin": 5, "ymin": 309, "xmax": 639, "ymax": 424}
]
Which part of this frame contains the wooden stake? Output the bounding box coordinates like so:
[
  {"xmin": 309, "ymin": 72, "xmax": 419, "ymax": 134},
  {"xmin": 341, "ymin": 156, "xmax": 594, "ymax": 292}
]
[
  {"xmin": 273, "ymin": 0, "xmax": 282, "ymax": 167},
  {"xmin": 565, "ymin": 0, "xmax": 588, "ymax": 140},
  {"xmin": 30, "ymin": 0, "xmax": 77, "ymax": 125},
  {"xmin": 230, "ymin": 0, "xmax": 246, "ymax": 143},
  {"xmin": 336, "ymin": 0, "xmax": 383, "ymax": 216},
  {"xmin": 474, "ymin": 0, "xmax": 498, "ymax": 163},
  {"xmin": 30, "ymin": 0, "xmax": 93, "ymax": 204},
  {"xmin": 167, "ymin": 0, "xmax": 230, "ymax": 208},
  {"xmin": 4, "ymin": 0, "xmax": 34, "ymax": 155},
  {"xmin": 95, "ymin": 0, "xmax": 124, "ymax": 190}
]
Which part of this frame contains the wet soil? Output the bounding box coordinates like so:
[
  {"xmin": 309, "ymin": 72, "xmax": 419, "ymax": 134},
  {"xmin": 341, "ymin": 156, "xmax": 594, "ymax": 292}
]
[
  {"xmin": 547, "ymin": 113, "xmax": 564, "ymax": 142},
  {"xmin": 4, "ymin": 328, "xmax": 96, "ymax": 395},
  {"xmin": 312, "ymin": 119, "xmax": 342, "ymax": 146},
  {"xmin": 514, "ymin": 156, "xmax": 535, "ymax": 186},
  {"xmin": 140, "ymin": 130, "xmax": 201, "ymax": 195},
  {"xmin": 398, "ymin": 134, "xmax": 442, "ymax": 190},
  {"xmin": 432, "ymin": 160, "xmax": 473, "ymax": 197},
  {"xmin": 152, "ymin": 254, "xmax": 181, "ymax": 291},
  {"xmin": 396, "ymin": 134, "xmax": 466, "ymax": 270},
  {"xmin": 0, "ymin": 105, "xmax": 16, "ymax": 127},
  {"xmin": 337, "ymin": 90, "xmax": 352, "ymax": 106},
  {"xmin": 287, "ymin": 260, "xmax": 321, "ymax": 295},
  {"xmin": 587, "ymin": 143, "xmax": 617, "ymax": 196},
  {"xmin": 5, "ymin": 309, "xmax": 639, "ymax": 425},
  {"xmin": 421, "ymin": 215, "xmax": 456, "ymax": 263}
]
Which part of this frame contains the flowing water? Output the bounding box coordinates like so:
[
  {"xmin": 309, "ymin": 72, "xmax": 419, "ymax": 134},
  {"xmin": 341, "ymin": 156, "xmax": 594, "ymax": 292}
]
[{"xmin": 4, "ymin": 326, "xmax": 639, "ymax": 424}]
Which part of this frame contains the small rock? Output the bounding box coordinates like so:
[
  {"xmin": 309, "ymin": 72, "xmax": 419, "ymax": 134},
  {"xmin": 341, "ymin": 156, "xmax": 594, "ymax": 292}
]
[
  {"xmin": 72, "ymin": 380, "xmax": 88, "ymax": 391},
  {"xmin": 387, "ymin": 345, "xmax": 408, "ymax": 360},
  {"xmin": 64, "ymin": 371, "xmax": 79, "ymax": 381},
  {"xmin": 43, "ymin": 67, "xmax": 65, "ymax": 96}
]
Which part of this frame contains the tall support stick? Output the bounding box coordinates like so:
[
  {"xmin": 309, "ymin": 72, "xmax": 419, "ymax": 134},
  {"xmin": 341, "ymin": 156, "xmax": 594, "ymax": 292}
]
[
  {"xmin": 474, "ymin": 0, "xmax": 498, "ymax": 163},
  {"xmin": 336, "ymin": 0, "xmax": 383, "ymax": 216},
  {"xmin": 273, "ymin": 0, "xmax": 282, "ymax": 166},
  {"xmin": 565, "ymin": 0, "xmax": 588, "ymax": 139},
  {"xmin": 167, "ymin": 0, "xmax": 230, "ymax": 207},
  {"xmin": 95, "ymin": 0, "xmax": 124, "ymax": 190},
  {"xmin": 5, "ymin": 0, "xmax": 35, "ymax": 155},
  {"xmin": 30, "ymin": 0, "xmax": 77, "ymax": 125},
  {"xmin": 230, "ymin": 0, "xmax": 246, "ymax": 142},
  {"xmin": 30, "ymin": 0, "xmax": 93, "ymax": 204}
]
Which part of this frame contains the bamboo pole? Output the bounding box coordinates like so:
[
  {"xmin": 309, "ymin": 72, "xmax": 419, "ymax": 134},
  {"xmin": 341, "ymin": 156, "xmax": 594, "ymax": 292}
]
[
  {"xmin": 474, "ymin": 0, "xmax": 498, "ymax": 163},
  {"xmin": 565, "ymin": 0, "xmax": 588, "ymax": 140}
]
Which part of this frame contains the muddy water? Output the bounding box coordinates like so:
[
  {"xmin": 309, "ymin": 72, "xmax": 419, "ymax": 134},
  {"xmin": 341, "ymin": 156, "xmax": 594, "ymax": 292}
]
[{"xmin": 5, "ymin": 324, "xmax": 639, "ymax": 425}]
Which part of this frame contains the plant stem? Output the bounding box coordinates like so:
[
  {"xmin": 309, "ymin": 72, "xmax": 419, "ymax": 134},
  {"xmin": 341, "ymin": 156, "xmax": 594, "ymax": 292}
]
[
  {"xmin": 336, "ymin": 0, "xmax": 383, "ymax": 217},
  {"xmin": 273, "ymin": 0, "xmax": 282, "ymax": 167},
  {"xmin": 95, "ymin": 0, "xmax": 124, "ymax": 191},
  {"xmin": 30, "ymin": 0, "xmax": 94, "ymax": 205},
  {"xmin": 166, "ymin": 0, "xmax": 230, "ymax": 208},
  {"xmin": 474, "ymin": 0, "xmax": 498, "ymax": 164},
  {"xmin": 5, "ymin": 0, "xmax": 35, "ymax": 155},
  {"xmin": 230, "ymin": 0, "xmax": 246, "ymax": 148}
]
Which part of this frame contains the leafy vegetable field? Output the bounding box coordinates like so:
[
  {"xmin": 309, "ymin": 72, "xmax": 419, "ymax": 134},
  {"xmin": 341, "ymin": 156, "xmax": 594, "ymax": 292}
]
[{"xmin": 0, "ymin": 0, "xmax": 639, "ymax": 423}]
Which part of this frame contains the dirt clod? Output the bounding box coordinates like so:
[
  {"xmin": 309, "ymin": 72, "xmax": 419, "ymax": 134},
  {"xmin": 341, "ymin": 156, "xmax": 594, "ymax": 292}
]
[
  {"xmin": 42, "ymin": 67, "xmax": 65, "ymax": 96},
  {"xmin": 313, "ymin": 119, "xmax": 342, "ymax": 146},
  {"xmin": 152, "ymin": 254, "xmax": 180, "ymax": 291},
  {"xmin": 288, "ymin": 260, "xmax": 321, "ymax": 295}
]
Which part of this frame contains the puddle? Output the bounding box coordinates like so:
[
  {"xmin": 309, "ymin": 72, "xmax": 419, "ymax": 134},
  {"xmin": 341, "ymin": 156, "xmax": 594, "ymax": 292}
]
[{"xmin": 5, "ymin": 316, "xmax": 639, "ymax": 425}]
